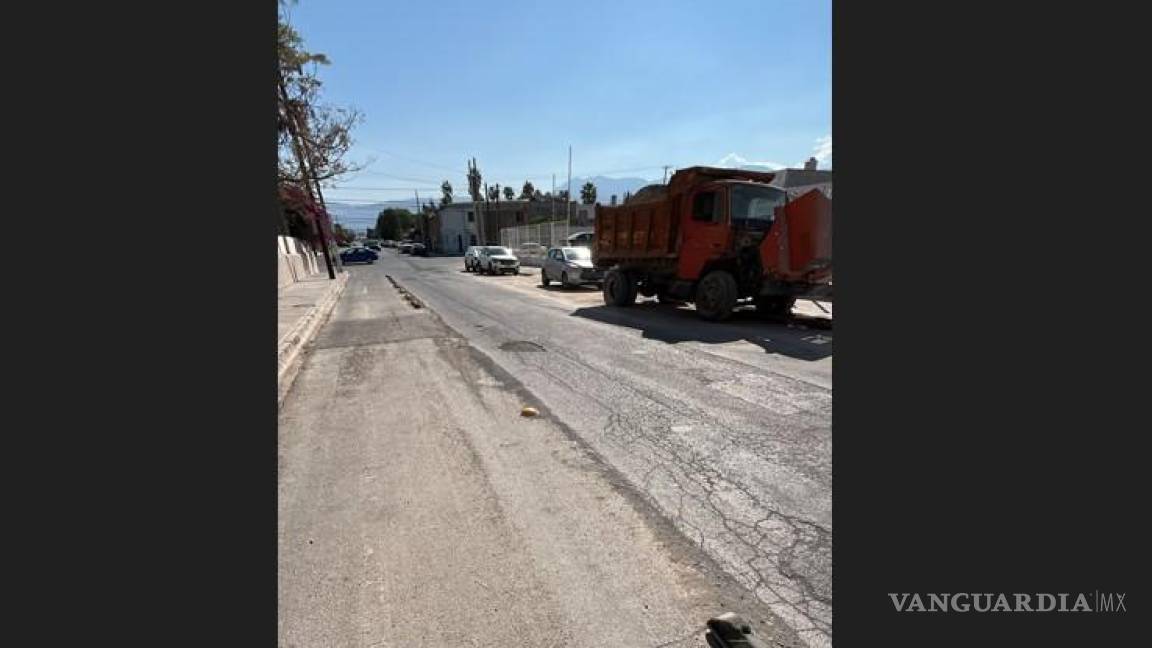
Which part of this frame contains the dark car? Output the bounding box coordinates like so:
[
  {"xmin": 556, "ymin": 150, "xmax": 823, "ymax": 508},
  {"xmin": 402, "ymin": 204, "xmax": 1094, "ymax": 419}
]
[
  {"xmin": 566, "ymin": 231, "xmax": 594, "ymax": 247},
  {"xmin": 410, "ymin": 243, "xmax": 428, "ymax": 257},
  {"xmin": 339, "ymin": 247, "xmax": 378, "ymax": 264},
  {"xmin": 366, "ymin": 243, "xmax": 382, "ymax": 251}
]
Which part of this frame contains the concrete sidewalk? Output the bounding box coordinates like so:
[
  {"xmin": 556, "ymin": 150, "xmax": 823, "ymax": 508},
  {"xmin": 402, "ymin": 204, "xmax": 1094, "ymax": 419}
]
[{"xmin": 278, "ymin": 272, "xmax": 349, "ymax": 405}]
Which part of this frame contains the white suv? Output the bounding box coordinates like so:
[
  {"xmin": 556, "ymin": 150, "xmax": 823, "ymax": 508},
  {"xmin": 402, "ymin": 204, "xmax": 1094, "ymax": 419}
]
[
  {"xmin": 478, "ymin": 246, "xmax": 520, "ymax": 275},
  {"xmin": 464, "ymin": 246, "xmax": 484, "ymax": 272}
]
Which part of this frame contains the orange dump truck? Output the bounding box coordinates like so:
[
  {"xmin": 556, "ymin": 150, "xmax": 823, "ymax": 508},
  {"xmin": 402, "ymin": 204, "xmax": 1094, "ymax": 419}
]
[{"xmin": 593, "ymin": 166, "xmax": 832, "ymax": 321}]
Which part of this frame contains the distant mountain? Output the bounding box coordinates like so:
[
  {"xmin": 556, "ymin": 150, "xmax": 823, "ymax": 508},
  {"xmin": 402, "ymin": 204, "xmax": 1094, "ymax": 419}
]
[
  {"xmin": 566, "ymin": 176, "xmax": 659, "ymax": 203},
  {"xmin": 327, "ymin": 175, "xmax": 656, "ymax": 230}
]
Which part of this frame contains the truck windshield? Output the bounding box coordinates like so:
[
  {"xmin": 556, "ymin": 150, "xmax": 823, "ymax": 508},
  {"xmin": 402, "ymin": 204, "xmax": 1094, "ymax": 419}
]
[{"xmin": 730, "ymin": 184, "xmax": 787, "ymax": 228}]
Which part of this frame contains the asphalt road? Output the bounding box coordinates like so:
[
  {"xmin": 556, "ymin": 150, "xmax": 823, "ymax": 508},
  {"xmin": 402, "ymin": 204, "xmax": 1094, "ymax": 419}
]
[
  {"xmin": 365, "ymin": 251, "xmax": 833, "ymax": 647},
  {"xmin": 278, "ymin": 258, "xmax": 813, "ymax": 648}
]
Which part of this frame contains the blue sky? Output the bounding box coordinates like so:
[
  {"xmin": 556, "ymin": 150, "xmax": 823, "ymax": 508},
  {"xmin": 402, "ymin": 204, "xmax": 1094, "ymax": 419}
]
[{"xmin": 285, "ymin": 0, "xmax": 830, "ymax": 206}]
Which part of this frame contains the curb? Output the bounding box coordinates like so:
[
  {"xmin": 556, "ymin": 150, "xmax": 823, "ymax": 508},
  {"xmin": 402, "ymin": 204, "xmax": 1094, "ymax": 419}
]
[{"xmin": 278, "ymin": 271, "xmax": 350, "ymax": 406}]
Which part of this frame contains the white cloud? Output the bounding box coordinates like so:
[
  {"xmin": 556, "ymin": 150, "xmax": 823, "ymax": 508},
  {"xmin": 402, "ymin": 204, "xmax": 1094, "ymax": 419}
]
[
  {"xmin": 812, "ymin": 135, "xmax": 832, "ymax": 167},
  {"xmin": 716, "ymin": 152, "xmax": 785, "ymax": 170}
]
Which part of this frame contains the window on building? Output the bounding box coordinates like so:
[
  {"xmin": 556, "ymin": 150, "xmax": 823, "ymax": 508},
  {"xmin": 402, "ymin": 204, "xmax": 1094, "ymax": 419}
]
[{"xmin": 467, "ymin": 211, "xmax": 474, "ymax": 222}]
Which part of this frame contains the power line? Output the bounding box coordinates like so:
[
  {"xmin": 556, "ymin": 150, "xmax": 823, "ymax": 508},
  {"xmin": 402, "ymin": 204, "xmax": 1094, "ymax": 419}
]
[
  {"xmin": 353, "ymin": 170, "xmax": 447, "ymax": 183},
  {"xmin": 361, "ymin": 147, "xmax": 467, "ymax": 174},
  {"xmin": 326, "ymin": 199, "xmax": 418, "ymax": 205},
  {"xmin": 328, "ymin": 185, "xmax": 445, "ymax": 191}
]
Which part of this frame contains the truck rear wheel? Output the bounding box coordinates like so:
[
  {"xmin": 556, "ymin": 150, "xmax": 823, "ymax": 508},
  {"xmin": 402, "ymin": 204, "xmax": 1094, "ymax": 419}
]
[
  {"xmin": 695, "ymin": 271, "xmax": 738, "ymax": 321},
  {"xmin": 603, "ymin": 269, "xmax": 637, "ymax": 307}
]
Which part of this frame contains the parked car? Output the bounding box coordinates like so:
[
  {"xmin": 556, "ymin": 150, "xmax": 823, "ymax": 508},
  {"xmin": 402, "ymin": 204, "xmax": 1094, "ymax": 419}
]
[
  {"xmin": 339, "ymin": 246, "xmax": 378, "ymax": 264},
  {"xmin": 464, "ymin": 246, "xmax": 484, "ymax": 272},
  {"xmin": 398, "ymin": 242, "xmax": 414, "ymax": 254},
  {"xmin": 411, "ymin": 243, "xmax": 428, "ymax": 256},
  {"xmin": 366, "ymin": 243, "xmax": 382, "ymax": 251},
  {"xmin": 517, "ymin": 242, "xmax": 547, "ymax": 266},
  {"xmin": 541, "ymin": 246, "xmax": 602, "ymax": 288},
  {"xmin": 566, "ymin": 231, "xmax": 594, "ymax": 247},
  {"xmin": 477, "ymin": 246, "xmax": 520, "ymax": 275}
]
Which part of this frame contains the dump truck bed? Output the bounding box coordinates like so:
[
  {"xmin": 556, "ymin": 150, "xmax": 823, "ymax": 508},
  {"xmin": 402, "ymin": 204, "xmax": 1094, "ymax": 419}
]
[{"xmin": 594, "ymin": 198, "xmax": 680, "ymax": 265}]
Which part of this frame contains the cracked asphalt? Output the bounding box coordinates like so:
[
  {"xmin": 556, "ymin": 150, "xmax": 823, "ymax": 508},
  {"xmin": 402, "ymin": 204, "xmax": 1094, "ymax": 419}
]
[{"xmin": 362, "ymin": 251, "xmax": 833, "ymax": 647}]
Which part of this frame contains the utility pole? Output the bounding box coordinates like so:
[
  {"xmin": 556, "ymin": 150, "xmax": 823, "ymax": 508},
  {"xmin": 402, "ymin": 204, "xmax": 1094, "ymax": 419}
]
[
  {"xmin": 663, "ymin": 165, "xmax": 671, "ymax": 184},
  {"xmin": 467, "ymin": 157, "xmax": 481, "ymax": 247},
  {"xmin": 551, "ymin": 173, "xmax": 556, "ymax": 223},
  {"xmin": 278, "ymin": 74, "xmax": 336, "ymax": 279},
  {"xmin": 414, "ymin": 189, "xmax": 422, "ymax": 246},
  {"xmin": 567, "ymin": 145, "xmax": 572, "ymax": 229},
  {"xmin": 490, "ymin": 183, "xmax": 499, "ymax": 245}
]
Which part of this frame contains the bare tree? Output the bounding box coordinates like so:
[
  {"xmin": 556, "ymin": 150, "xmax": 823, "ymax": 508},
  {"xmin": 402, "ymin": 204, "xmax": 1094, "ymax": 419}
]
[{"xmin": 277, "ymin": 15, "xmax": 364, "ymax": 187}]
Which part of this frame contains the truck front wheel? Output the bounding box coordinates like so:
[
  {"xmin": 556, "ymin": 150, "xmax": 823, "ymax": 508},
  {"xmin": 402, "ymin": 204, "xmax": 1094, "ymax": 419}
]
[
  {"xmin": 695, "ymin": 271, "xmax": 738, "ymax": 321},
  {"xmin": 603, "ymin": 269, "xmax": 637, "ymax": 307}
]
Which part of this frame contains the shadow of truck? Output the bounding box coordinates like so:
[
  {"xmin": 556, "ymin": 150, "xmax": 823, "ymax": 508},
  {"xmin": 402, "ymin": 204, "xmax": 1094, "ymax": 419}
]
[{"xmin": 570, "ymin": 301, "xmax": 833, "ymax": 361}]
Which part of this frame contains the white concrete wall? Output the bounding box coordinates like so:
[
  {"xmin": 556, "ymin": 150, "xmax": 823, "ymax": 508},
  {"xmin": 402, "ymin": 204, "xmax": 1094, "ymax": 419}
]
[
  {"xmin": 278, "ymin": 236, "xmax": 323, "ymax": 289},
  {"xmin": 437, "ymin": 210, "xmax": 476, "ymax": 255}
]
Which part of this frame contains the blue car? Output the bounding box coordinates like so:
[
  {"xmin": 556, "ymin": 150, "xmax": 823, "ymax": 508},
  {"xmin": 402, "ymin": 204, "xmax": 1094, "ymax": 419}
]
[{"xmin": 339, "ymin": 247, "xmax": 378, "ymax": 264}]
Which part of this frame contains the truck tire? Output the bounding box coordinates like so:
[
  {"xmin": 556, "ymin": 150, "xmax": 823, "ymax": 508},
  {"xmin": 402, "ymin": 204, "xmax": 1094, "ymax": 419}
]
[
  {"xmin": 603, "ymin": 269, "xmax": 637, "ymax": 307},
  {"xmin": 695, "ymin": 271, "xmax": 738, "ymax": 321},
  {"xmin": 755, "ymin": 296, "xmax": 795, "ymax": 317}
]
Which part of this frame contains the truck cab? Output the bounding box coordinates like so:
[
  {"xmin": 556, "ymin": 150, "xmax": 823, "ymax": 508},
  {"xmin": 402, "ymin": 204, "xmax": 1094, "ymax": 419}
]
[{"xmin": 679, "ymin": 180, "xmax": 788, "ymax": 281}]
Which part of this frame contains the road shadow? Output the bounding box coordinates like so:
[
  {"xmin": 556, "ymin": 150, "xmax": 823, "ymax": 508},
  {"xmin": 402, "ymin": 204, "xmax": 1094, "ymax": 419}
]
[
  {"xmin": 570, "ymin": 301, "xmax": 833, "ymax": 361},
  {"xmin": 536, "ymin": 283, "xmax": 601, "ymax": 293}
]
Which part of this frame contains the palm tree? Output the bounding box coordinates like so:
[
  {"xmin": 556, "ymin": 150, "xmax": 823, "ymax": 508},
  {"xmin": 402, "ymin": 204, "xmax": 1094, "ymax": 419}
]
[{"xmin": 580, "ymin": 182, "xmax": 597, "ymax": 204}]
